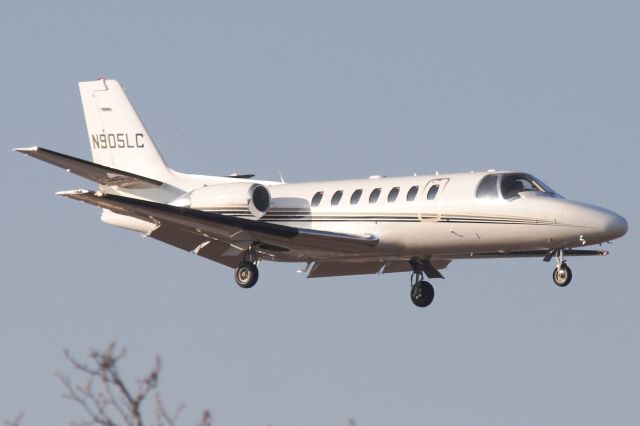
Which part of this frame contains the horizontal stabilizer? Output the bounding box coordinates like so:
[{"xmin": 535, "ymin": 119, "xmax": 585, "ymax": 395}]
[{"xmin": 14, "ymin": 146, "xmax": 162, "ymax": 189}]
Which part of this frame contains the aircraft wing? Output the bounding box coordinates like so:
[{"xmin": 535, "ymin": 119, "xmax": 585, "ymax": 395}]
[
  {"xmin": 14, "ymin": 147, "xmax": 162, "ymax": 189},
  {"xmin": 306, "ymin": 259, "xmax": 451, "ymax": 278},
  {"xmin": 57, "ymin": 190, "xmax": 379, "ymax": 258}
]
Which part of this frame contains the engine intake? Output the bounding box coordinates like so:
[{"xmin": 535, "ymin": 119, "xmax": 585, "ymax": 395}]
[{"xmin": 172, "ymin": 182, "xmax": 271, "ymax": 219}]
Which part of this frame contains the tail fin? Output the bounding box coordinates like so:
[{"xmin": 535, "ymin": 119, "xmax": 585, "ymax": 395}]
[{"xmin": 79, "ymin": 79, "xmax": 170, "ymax": 180}]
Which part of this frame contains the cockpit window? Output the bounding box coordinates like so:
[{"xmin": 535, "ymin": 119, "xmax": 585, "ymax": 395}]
[
  {"xmin": 500, "ymin": 173, "xmax": 556, "ymax": 200},
  {"xmin": 476, "ymin": 174, "xmax": 499, "ymax": 199}
]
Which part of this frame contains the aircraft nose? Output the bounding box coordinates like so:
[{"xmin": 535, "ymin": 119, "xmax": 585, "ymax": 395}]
[
  {"xmin": 564, "ymin": 202, "xmax": 628, "ymax": 244},
  {"xmin": 601, "ymin": 211, "xmax": 628, "ymax": 240},
  {"xmin": 584, "ymin": 206, "xmax": 628, "ymax": 242}
]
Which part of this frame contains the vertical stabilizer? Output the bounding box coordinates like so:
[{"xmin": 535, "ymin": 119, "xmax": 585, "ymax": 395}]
[{"xmin": 79, "ymin": 79, "xmax": 169, "ymax": 180}]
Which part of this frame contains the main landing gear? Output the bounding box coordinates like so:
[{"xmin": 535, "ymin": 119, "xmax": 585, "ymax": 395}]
[
  {"xmin": 409, "ymin": 260, "xmax": 435, "ymax": 308},
  {"xmin": 234, "ymin": 247, "xmax": 259, "ymax": 289},
  {"xmin": 235, "ymin": 261, "xmax": 259, "ymax": 288},
  {"xmin": 551, "ymin": 249, "xmax": 573, "ymax": 287}
]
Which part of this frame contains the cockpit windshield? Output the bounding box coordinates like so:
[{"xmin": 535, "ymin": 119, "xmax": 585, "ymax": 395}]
[
  {"xmin": 476, "ymin": 173, "xmax": 558, "ymax": 200},
  {"xmin": 500, "ymin": 173, "xmax": 556, "ymax": 199}
]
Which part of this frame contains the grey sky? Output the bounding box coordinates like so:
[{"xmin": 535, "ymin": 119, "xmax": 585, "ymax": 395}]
[{"xmin": 1, "ymin": 1, "xmax": 638, "ymax": 425}]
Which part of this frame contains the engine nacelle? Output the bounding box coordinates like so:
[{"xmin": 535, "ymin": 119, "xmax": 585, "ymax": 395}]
[{"xmin": 172, "ymin": 182, "xmax": 271, "ymax": 219}]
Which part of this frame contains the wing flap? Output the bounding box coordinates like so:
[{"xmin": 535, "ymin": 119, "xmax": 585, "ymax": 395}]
[
  {"xmin": 14, "ymin": 147, "xmax": 162, "ymax": 188},
  {"xmin": 149, "ymin": 223, "xmax": 208, "ymax": 252},
  {"xmin": 382, "ymin": 259, "xmax": 451, "ymax": 277},
  {"xmin": 196, "ymin": 239, "xmax": 245, "ymax": 268},
  {"xmin": 148, "ymin": 223, "xmax": 244, "ymax": 268},
  {"xmin": 306, "ymin": 259, "xmax": 451, "ymax": 278},
  {"xmin": 307, "ymin": 261, "xmax": 383, "ymax": 278}
]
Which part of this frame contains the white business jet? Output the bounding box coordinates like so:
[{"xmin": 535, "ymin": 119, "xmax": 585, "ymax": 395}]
[{"xmin": 15, "ymin": 79, "xmax": 628, "ymax": 308}]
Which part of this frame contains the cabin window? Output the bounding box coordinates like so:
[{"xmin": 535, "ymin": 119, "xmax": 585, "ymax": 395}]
[
  {"xmin": 476, "ymin": 175, "xmax": 499, "ymax": 199},
  {"xmin": 331, "ymin": 190, "xmax": 343, "ymax": 206},
  {"xmin": 369, "ymin": 188, "xmax": 381, "ymax": 203},
  {"xmin": 388, "ymin": 187, "xmax": 400, "ymax": 202},
  {"xmin": 311, "ymin": 191, "xmax": 324, "ymax": 206},
  {"xmin": 350, "ymin": 189, "xmax": 363, "ymax": 205},
  {"xmin": 426, "ymin": 185, "xmax": 440, "ymax": 200},
  {"xmin": 406, "ymin": 186, "xmax": 419, "ymax": 201}
]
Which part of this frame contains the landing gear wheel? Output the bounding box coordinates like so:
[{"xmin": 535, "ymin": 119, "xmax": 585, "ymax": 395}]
[
  {"xmin": 410, "ymin": 281, "xmax": 435, "ymax": 308},
  {"xmin": 235, "ymin": 262, "xmax": 259, "ymax": 288},
  {"xmin": 553, "ymin": 264, "xmax": 572, "ymax": 287}
]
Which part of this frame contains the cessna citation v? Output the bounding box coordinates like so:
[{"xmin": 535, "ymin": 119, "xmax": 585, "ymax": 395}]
[{"xmin": 15, "ymin": 79, "xmax": 628, "ymax": 308}]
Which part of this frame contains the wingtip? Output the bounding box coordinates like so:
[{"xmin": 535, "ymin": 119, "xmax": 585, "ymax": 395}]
[
  {"xmin": 13, "ymin": 146, "xmax": 39, "ymax": 153},
  {"xmin": 56, "ymin": 189, "xmax": 91, "ymax": 197}
]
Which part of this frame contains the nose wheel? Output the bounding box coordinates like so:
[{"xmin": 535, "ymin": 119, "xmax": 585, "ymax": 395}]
[
  {"xmin": 551, "ymin": 249, "xmax": 573, "ymax": 287},
  {"xmin": 553, "ymin": 263, "xmax": 572, "ymax": 287}
]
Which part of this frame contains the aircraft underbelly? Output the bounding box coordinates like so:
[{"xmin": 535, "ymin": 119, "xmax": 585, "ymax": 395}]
[{"xmin": 372, "ymin": 221, "xmax": 572, "ymax": 256}]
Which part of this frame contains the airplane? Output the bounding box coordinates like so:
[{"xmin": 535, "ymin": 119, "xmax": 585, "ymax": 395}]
[{"xmin": 15, "ymin": 78, "xmax": 628, "ymax": 308}]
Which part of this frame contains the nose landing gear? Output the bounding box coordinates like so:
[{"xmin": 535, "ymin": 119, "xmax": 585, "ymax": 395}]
[
  {"xmin": 553, "ymin": 263, "xmax": 572, "ymax": 287},
  {"xmin": 551, "ymin": 249, "xmax": 573, "ymax": 287}
]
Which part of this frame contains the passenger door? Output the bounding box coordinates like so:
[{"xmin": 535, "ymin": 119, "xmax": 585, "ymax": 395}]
[{"xmin": 419, "ymin": 178, "xmax": 448, "ymax": 222}]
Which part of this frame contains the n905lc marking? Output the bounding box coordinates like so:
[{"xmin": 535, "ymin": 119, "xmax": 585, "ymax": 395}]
[{"xmin": 91, "ymin": 133, "xmax": 144, "ymax": 149}]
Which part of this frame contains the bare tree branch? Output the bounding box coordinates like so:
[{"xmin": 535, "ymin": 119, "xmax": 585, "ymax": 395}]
[
  {"xmin": 196, "ymin": 410, "xmax": 212, "ymax": 426},
  {"xmin": 58, "ymin": 342, "xmax": 210, "ymax": 426},
  {"xmin": 4, "ymin": 413, "xmax": 24, "ymax": 426},
  {"xmin": 154, "ymin": 393, "xmax": 185, "ymax": 426}
]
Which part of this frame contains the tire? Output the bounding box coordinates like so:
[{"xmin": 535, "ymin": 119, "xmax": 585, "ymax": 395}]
[
  {"xmin": 235, "ymin": 262, "xmax": 259, "ymax": 288},
  {"xmin": 410, "ymin": 281, "xmax": 435, "ymax": 308},
  {"xmin": 553, "ymin": 265, "xmax": 572, "ymax": 287}
]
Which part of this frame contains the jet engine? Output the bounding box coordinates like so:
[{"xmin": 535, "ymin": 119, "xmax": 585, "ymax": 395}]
[{"xmin": 172, "ymin": 182, "xmax": 271, "ymax": 219}]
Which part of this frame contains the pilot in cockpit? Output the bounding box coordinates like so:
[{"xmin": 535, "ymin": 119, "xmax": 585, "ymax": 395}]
[{"xmin": 502, "ymin": 178, "xmax": 525, "ymax": 199}]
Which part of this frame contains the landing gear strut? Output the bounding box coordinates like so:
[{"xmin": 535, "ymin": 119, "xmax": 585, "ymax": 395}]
[
  {"xmin": 409, "ymin": 260, "xmax": 435, "ymax": 308},
  {"xmin": 552, "ymin": 249, "xmax": 572, "ymax": 287}
]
